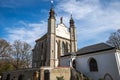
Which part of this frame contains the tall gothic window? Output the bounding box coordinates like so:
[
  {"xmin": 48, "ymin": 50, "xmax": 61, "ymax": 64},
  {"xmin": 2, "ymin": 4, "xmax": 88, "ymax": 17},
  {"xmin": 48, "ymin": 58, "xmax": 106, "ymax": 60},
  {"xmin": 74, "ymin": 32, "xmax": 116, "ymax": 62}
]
[
  {"xmin": 66, "ymin": 42, "xmax": 68, "ymax": 53},
  {"xmin": 57, "ymin": 41, "xmax": 60, "ymax": 58},
  {"xmin": 62, "ymin": 42, "xmax": 65, "ymax": 55},
  {"xmin": 41, "ymin": 43, "xmax": 43, "ymax": 49},
  {"xmin": 89, "ymin": 58, "xmax": 98, "ymax": 72}
]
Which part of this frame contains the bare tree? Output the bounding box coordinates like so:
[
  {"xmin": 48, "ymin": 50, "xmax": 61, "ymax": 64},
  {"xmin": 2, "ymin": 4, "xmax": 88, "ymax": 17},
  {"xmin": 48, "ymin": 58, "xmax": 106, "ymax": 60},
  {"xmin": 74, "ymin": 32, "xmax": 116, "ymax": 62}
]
[
  {"xmin": 0, "ymin": 39, "xmax": 32, "ymax": 74},
  {"xmin": 107, "ymin": 29, "xmax": 120, "ymax": 49},
  {"xmin": 0, "ymin": 39, "xmax": 14, "ymax": 75},
  {"xmin": 11, "ymin": 40, "xmax": 32, "ymax": 69},
  {"xmin": 0, "ymin": 39, "xmax": 11, "ymax": 59}
]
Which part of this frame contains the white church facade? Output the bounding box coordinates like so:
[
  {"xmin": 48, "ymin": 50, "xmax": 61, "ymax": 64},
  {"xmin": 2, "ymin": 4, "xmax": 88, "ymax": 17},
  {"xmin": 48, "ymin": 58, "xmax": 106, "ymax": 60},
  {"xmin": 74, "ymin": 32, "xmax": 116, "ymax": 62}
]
[
  {"xmin": 61, "ymin": 43, "xmax": 120, "ymax": 80},
  {"xmin": 2, "ymin": 4, "xmax": 120, "ymax": 80}
]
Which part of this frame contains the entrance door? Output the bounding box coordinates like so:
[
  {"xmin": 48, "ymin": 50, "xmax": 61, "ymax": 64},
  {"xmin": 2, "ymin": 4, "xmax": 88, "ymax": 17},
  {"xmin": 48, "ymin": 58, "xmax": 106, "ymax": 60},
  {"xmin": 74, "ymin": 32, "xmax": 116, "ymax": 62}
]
[{"xmin": 44, "ymin": 70, "xmax": 50, "ymax": 80}]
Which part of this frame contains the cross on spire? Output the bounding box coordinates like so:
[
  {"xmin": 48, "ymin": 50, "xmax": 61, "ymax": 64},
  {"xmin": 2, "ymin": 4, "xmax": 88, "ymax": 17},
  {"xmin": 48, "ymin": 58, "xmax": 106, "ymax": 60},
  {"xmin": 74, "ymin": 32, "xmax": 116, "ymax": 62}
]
[
  {"xmin": 51, "ymin": 0, "xmax": 53, "ymax": 3},
  {"xmin": 51, "ymin": 0, "xmax": 54, "ymax": 9}
]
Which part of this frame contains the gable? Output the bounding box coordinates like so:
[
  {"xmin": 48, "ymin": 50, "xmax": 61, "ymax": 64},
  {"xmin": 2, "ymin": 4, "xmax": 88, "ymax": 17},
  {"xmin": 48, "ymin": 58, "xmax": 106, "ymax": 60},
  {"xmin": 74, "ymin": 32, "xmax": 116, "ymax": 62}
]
[{"xmin": 56, "ymin": 23, "xmax": 70, "ymax": 39}]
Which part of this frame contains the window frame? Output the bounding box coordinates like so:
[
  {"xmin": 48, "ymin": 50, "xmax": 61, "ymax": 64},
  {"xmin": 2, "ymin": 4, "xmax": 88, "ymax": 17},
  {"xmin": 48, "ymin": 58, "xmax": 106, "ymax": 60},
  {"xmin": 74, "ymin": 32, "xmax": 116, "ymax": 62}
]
[{"xmin": 89, "ymin": 58, "xmax": 98, "ymax": 72}]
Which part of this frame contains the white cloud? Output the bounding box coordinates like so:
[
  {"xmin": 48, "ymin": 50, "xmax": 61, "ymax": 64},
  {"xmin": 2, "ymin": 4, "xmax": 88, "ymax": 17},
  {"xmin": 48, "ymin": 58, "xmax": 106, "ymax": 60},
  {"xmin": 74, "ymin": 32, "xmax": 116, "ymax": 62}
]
[
  {"xmin": 56, "ymin": 0, "xmax": 99, "ymax": 19},
  {"xmin": 5, "ymin": 21, "xmax": 47, "ymax": 46},
  {"xmin": 56, "ymin": 0, "xmax": 120, "ymax": 48},
  {"xmin": 5, "ymin": 0, "xmax": 120, "ymax": 48}
]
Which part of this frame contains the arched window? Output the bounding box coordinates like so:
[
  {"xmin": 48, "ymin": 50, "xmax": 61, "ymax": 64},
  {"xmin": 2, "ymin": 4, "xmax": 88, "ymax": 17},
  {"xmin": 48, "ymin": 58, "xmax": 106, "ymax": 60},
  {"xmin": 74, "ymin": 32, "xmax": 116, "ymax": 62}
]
[
  {"xmin": 66, "ymin": 42, "xmax": 68, "ymax": 53},
  {"xmin": 57, "ymin": 41, "xmax": 60, "ymax": 59},
  {"xmin": 62, "ymin": 42, "xmax": 66, "ymax": 55},
  {"xmin": 89, "ymin": 58, "xmax": 98, "ymax": 71},
  {"xmin": 72, "ymin": 60, "xmax": 76, "ymax": 69},
  {"xmin": 41, "ymin": 43, "xmax": 43, "ymax": 49}
]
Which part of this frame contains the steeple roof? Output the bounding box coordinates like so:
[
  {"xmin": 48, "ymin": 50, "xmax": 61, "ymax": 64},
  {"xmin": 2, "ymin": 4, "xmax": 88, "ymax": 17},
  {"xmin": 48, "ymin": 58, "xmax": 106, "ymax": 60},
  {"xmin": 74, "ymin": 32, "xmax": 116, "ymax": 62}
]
[
  {"xmin": 49, "ymin": 0, "xmax": 55, "ymax": 19},
  {"xmin": 70, "ymin": 15, "xmax": 74, "ymax": 27},
  {"xmin": 49, "ymin": 8, "xmax": 55, "ymax": 19}
]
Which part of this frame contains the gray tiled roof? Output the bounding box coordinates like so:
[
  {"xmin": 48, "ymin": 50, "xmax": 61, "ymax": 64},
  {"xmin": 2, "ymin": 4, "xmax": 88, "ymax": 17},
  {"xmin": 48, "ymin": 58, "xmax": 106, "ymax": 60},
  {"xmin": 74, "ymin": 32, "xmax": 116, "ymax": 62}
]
[{"xmin": 77, "ymin": 43, "xmax": 115, "ymax": 55}]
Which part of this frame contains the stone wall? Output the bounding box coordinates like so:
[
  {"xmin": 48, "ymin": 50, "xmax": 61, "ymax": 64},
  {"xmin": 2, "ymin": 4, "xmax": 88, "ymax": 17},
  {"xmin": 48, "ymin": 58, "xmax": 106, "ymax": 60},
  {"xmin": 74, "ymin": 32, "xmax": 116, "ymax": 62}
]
[
  {"xmin": 50, "ymin": 67, "xmax": 71, "ymax": 80},
  {"xmin": 40, "ymin": 67, "xmax": 71, "ymax": 80},
  {"xmin": 2, "ymin": 67, "xmax": 71, "ymax": 80},
  {"xmin": 2, "ymin": 68, "xmax": 40, "ymax": 80}
]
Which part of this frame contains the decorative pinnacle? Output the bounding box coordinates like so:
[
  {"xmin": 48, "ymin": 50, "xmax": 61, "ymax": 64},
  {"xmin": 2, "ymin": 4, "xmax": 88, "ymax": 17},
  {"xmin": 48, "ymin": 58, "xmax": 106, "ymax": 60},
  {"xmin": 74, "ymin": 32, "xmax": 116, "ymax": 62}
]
[
  {"xmin": 71, "ymin": 14, "xmax": 73, "ymax": 20},
  {"xmin": 60, "ymin": 17, "xmax": 63, "ymax": 23},
  {"xmin": 70, "ymin": 11, "xmax": 73, "ymax": 20}
]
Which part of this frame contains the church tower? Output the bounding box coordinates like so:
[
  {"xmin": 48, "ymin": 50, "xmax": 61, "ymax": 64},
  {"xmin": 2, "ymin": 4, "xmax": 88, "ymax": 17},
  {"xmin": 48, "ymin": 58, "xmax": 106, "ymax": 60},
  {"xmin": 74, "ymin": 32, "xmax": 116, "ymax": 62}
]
[
  {"xmin": 47, "ymin": 7, "xmax": 56, "ymax": 67},
  {"xmin": 69, "ymin": 15, "xmax": 77, "ymax": 52}
]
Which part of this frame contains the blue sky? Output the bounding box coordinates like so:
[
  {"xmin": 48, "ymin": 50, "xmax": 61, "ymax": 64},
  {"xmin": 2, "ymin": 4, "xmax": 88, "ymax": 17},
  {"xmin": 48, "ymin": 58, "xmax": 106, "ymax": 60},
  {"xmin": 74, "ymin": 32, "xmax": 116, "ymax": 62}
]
[{"xmin": 0, "ymin": 0, "xmax": 120, "ymax": 49}]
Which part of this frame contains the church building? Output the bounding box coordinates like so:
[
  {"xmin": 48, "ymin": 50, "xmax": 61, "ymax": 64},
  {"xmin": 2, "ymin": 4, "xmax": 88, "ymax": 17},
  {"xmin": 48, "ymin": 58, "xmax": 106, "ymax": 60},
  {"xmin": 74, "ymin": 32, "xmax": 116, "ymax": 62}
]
[
  {"xmin": 32, "ymin": 5, "xmax": 120, "ymax": 80},
  {"xmin": 32, "ymin": 7, "xmax": 77, "ymax": 68},
  {"xmin": 2, "ymin": 2, "xmax": 120, "ymax": 80}
]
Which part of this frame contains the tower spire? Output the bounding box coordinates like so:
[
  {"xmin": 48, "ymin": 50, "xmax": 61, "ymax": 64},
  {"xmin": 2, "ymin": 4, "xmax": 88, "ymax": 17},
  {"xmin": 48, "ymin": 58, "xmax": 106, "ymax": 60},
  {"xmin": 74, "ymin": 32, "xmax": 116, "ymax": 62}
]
[
  {"xmin": 69, "ymin": 14, "xmax": 77, "ymax": 52},
  {"xmin": 47, "ymin": 0, "xmax": 56, "ymax": 68},
  {"xmin": 49, "ymin": 0, "xmax": 55, "ymax": 19},
  {"xmin": 70, "ymin": 14, "xmax": 74, "ymax": 27}
]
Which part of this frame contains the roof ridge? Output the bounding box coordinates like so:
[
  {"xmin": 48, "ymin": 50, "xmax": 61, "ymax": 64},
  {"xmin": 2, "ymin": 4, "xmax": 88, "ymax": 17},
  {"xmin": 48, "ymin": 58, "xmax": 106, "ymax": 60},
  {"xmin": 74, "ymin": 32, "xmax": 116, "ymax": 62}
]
[{"xmin": 77, "ymin": 42, "xmax": 115, "ymax": 54}]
